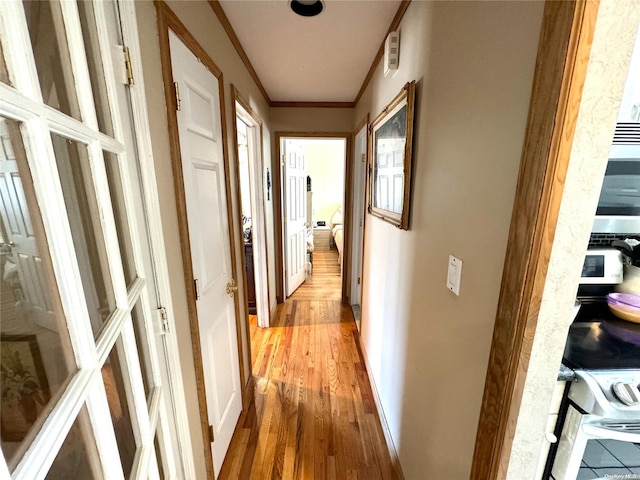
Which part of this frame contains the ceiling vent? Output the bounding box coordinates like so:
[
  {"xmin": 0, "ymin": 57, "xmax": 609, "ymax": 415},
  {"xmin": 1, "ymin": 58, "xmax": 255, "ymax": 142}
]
[{"xmin": 290, "ymin": 0, "xmax": 324, "ymax": 17}]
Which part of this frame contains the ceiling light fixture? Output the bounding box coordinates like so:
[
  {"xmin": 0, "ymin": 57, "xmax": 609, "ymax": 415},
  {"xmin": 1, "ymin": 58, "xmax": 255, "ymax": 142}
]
[{"xmin": 290, "ymin": 0, "xmax": 324, "ymax": 17}]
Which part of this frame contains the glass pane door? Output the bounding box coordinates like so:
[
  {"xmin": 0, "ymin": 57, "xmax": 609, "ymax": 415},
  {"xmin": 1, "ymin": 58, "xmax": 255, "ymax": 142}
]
[{"xmin": 0, "ymin": 1, "xmax": 181, "ymax": 478}]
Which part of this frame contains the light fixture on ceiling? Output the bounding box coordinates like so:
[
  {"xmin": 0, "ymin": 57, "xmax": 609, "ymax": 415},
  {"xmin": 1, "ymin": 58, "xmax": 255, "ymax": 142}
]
[{"xmin": 290, "ymin": 0, "xmax": 324, "ymax": 17}]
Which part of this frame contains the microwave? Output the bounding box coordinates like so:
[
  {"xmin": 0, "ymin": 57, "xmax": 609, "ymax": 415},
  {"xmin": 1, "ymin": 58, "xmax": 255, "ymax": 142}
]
[
  {"xmin": 580, "ymin": 248, "xmax": 624, "ymax": 285},
  {"xmin": 592, "ymin": 146, "xmax": 640, "ymax": 234}
]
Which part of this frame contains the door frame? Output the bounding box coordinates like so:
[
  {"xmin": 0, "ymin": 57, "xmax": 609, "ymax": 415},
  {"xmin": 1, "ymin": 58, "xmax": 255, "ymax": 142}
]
[
  {"xmin": 470, "ymin": 1, "xmax": 599, "ymax": 477},
  {"xmin": 349, "ymin": 114, "xmax": 369, "ymax": 308},
  {"xmin": 155, "ymin": 4, "xmax": 246, "ymax": 479},
  {"xmin": 230, "ymin": 84, "xmax": 271, "ymax": 329},
  {"xmin": 273, "ymin": 132, "xmax": 353, "ymax": 304}
]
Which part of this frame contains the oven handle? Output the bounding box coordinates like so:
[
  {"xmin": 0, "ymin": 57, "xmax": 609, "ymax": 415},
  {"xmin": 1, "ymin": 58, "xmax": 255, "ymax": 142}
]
[{"xmin": 583, "ymin": 424, "xmax": 640, "ymax": 443}]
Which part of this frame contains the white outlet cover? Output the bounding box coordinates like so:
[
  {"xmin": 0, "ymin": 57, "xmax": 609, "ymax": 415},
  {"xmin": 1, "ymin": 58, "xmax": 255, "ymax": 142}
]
[{"xmin": 447, "ymin": 255, "xmax": 462, "ymax": 295}]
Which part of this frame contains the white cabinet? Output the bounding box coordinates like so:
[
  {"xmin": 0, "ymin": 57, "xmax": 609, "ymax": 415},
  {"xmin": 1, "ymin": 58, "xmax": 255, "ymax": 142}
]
[{"xmin": 313, "ymin": 226, "xmax": 331, "ymax": 250}]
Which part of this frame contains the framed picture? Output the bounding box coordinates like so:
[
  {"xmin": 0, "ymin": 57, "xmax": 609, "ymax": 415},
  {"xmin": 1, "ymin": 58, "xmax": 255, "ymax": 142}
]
[
  {"xmin": 1, "ymin": 335, "xmax": 51, "ymax": 442},
  {"xmin": 368, "ymin": 81, "xmax": 416, "ymax": 230}
]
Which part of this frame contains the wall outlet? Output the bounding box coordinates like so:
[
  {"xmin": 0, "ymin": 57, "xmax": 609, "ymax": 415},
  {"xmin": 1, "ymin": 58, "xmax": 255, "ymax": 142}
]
[{"xmin": 447, "ymin": 255, "xmax": 462, "ymax": 296}]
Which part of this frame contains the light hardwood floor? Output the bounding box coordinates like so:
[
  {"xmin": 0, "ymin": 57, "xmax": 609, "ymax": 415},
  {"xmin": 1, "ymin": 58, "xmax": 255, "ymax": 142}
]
[{"xmin": 218, "ymin": 250, "xmax": 397, "ymax": 479}]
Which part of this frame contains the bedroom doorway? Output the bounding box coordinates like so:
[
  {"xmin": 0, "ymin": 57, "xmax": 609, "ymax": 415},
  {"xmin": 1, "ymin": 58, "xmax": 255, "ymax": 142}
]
[{"xmin": 275, "ymin": 135, "xmax": 349, "ymax": 302}]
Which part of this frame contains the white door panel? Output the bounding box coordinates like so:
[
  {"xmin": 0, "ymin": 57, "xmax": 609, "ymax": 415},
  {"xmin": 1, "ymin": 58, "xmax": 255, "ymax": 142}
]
[
  {"xmin": 284, "ymin": 139, "xmax": 307, "ymax": 296},
  {"xmin": 169, "ymin": 30, "xmax": 241, "ymax": 477},
  {"xmin": 351, "ymin": 125, "xmax": 367, "ymax": 309}
]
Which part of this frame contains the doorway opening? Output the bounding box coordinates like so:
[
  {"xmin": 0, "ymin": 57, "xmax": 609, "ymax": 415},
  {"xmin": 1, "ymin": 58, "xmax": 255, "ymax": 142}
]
[
  {"xmin": 232, "ymin": 90, "xmax": 271, "ymax": 330},
  {"xmin": 277, "ymin": 136, "xmax": 348, "ymax": 305}
]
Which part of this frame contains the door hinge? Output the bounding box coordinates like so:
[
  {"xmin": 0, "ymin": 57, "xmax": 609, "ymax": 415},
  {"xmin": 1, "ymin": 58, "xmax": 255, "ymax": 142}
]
[
  {"xmin": 173, "ymin": 82, "xmax": 181, "ymax": 111},
  {"xmin": 359, "ymin": 219, "xmax": 363, "ymax": 227},
  {"xmin": 157, "ymin": 307, "xmax": 170, "ymax": 335},
  {"xmin": 357, "ymin": 277, "xmax": 361, "ymax": 285},
  {"xmin": 194, "ymin": 278, "xmax": 200, "ymax": 301},
  {"xmin": 123, "ymin": 46, "xmax": 134, "ymax": 85},
  {"xmin": 208, "ymin": 424, "xmax": 215, "ymax": 443},
  {"xmin": 361, "ymin": 153, "xmax": 366, "ymax": 163},
  {"xmin": 281, "ymin": 154, "xmax": 286, "ymax": 166}
]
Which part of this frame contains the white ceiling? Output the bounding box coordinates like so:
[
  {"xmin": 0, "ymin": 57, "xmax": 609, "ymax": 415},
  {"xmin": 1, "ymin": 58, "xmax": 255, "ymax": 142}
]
[{"xmin": 218, "ymin": 0, "xmax": 402, "ymax": 103}]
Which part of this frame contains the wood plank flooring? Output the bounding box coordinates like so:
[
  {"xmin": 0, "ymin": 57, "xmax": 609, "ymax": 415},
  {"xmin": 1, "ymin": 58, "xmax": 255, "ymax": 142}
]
[{"xmin": 219, "ymin": 250, "xmax": 397, "ymax": 479}]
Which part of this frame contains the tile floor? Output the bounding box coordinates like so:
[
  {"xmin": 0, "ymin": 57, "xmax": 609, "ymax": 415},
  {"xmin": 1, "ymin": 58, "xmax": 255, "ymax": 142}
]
[{"xmin": 577, "ymin": 440, "xmax": 640, "ymax": 479}]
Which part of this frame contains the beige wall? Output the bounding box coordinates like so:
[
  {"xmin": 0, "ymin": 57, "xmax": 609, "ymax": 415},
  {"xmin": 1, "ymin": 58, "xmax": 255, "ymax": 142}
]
[
  {"xmin": 354, "ymin": 2, "xmax": 543, "ymax": 478},
  {"xmin": 135, "ymin": 1, "xmax": 273, "ymax": 476},
  {"xmin": 270, "ymin": 107, "xmax": 354, "ymax": 134},
  {"xmin": 303, "ymin": 139, "xmax": 346, "ymax": 224}
]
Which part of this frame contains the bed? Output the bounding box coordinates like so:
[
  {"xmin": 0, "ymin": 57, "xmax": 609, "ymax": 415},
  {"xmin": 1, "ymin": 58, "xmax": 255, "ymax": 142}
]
[{"xmin": 331, "ymin": 206, "xmax": 344, "ymax": 267}]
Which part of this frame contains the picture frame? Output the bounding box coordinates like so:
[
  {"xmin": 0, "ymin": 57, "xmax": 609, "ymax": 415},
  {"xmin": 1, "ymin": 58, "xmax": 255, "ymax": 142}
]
[
  {"xmin": 368, "ymin": 81, "xmax": 416, "ymax": 230},
  {"xmin": 1, "ymin": 335, "xmax": 51, "ymax": 442}
]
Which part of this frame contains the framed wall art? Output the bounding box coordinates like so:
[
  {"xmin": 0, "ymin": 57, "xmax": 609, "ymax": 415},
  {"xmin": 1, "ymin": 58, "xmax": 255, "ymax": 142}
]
[{"xmin": 368, "ymin": 81, "xmax": 416, "ymax": 230}]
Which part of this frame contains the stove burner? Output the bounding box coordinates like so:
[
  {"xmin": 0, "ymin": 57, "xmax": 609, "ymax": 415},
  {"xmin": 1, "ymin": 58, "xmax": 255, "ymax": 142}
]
[{"xmin": 611, "ymin": 382, "xmax": 640, "ymax": 406}]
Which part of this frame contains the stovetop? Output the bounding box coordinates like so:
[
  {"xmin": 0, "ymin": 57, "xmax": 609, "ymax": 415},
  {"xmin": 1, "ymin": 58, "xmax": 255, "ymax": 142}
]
[{"xmin": 562, "ymin": 301, "xmax": 640, "ymax": 370}]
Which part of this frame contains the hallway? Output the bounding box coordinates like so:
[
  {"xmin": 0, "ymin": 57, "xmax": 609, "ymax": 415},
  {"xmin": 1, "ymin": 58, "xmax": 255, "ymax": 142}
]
[{"xmin": 219, "ymin": 250, "xmax": 397, "ymax": 479}]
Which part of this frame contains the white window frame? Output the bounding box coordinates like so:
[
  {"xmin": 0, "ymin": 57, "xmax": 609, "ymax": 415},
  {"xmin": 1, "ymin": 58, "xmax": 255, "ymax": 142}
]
[{"xmin": 0, "ymin": 1, "xmax": 195, "ymax": 478}]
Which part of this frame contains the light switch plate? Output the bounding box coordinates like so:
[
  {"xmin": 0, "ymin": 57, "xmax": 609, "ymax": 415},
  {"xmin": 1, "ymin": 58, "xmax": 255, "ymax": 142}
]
[{"xmin": 447, "ymin": 255, "xmax": 462, "ymax": 295}]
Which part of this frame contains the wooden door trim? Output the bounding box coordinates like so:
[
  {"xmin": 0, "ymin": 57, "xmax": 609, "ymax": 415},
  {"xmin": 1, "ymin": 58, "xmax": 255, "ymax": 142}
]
[
  {"xmin": 273, "ymin": 132, "xmax": 352, "ymax": 303},
  {"xmin": 470, "ymin": 1, "xmax": 598, "ymax": 478},
  {"xmin": 352, "ymin": 114, "xmax": 369, "ymax": 308},
  {"xmin": 155, "ymin": 3, "xmax": 247, "ymax": 477},
  {"xmin": 230, "ymin": 84, "xmax": 271, "ymax": 333}
]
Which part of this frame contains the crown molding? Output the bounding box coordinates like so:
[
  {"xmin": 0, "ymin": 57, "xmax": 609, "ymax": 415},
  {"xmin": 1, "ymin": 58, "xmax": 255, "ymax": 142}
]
[
  {"xmin": 209, "ymin": 0, "xmax": 272, "ymax": 104},
  {"xmin": 209, "ymin": 0, "xmax": 412, "ymax": 108}
]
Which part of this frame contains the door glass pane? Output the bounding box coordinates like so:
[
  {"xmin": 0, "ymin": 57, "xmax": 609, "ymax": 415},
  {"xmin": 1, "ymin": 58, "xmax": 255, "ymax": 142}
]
[
  {"xmin": 24, "ymin": 1, "xmax": 81, "ymax": 121},
  {"xmin": 0, "ymin": 117, "xmax": 74, "ymax": 469},
  {"xmin": 45, "ymin": 407, "xmax": 101, "ymax": 479},
  {"xmin": 103, "ymin": 338, "xmax": 137, "ymax": 477},
  {"xmin": 0, "ymin": 42, "xmax": 10, "ymax": 86},
  {"xmin": 77, "ymin": 1, "xmax": 113, "ymax": 136},
  {"xmin": 131, "ymin": 302, "xmax": 152, "ymax": 397},
  {"xmin": 104, "ymin": 151, "xmax": 136, "ymax": 287},
  {"xmin": 154, "ymin": 433, "xmax": 165, "ymax": 480},
  {"xmin": 51, "ymin": 134, "xmax": 115, "ymax": 336}
]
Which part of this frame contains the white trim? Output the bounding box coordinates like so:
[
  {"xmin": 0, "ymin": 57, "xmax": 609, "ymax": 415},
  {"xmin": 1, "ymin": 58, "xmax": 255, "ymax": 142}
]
[
  {"xmin": 0, "ymin": 84, "xmax": 125, "ymax": 153},
  {"xmin": 59, "ymin": 0, "xmax": 100, "ymax": 131},
  {"xmin": 117, "ymin": 1, "xmax": 196, "ymax": 477}
]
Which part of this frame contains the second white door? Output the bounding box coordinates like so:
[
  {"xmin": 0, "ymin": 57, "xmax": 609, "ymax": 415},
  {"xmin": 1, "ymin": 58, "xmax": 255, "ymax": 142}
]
[
  {"xmin": 169, "ymin": 31, "xmax": 242, "ymax": 476},
  {"xmin": 283, "ymin": 139, "xmax": 308, "ymax": 297}
]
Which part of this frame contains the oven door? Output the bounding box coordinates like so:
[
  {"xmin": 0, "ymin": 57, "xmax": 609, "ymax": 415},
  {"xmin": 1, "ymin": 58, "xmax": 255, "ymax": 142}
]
[{"xmin": 551, "ymin": 405, "xmax": 640, "ymax": 479}]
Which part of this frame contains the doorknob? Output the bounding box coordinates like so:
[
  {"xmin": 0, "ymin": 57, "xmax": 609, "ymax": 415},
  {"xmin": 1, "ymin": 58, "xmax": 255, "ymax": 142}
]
[{"xmin": 226, "ymin": 279, "xmax": 238, "ymax": 297}]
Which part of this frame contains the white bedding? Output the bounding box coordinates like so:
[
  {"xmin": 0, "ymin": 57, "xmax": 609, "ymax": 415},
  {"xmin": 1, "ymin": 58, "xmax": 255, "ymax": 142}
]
[
  {"xmin": 331, "ymin": 206, "xmax": 344, "ymax": 267},
  {"xmin": 332, "ymin": 224, "xmax": 343, "ymax": 266}
]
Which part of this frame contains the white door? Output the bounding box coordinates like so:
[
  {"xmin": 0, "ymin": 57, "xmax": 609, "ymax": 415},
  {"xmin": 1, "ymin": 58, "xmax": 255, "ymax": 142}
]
[
  {"xmin": 169, "ymin": 31, "xmax": 242, "ymax": 476},
  {"xmin": 283, "ymin": 139, "xmax": 307, "ymax": 297},
  {"xmin": 351, "ymin": 125, "xmax": 367, "ymax": 309}
]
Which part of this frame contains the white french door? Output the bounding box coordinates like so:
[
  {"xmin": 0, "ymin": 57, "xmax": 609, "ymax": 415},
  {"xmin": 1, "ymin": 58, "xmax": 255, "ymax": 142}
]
[{"xmin": 0, "ymin": 1, "xmax": 192, "ymax": 479}]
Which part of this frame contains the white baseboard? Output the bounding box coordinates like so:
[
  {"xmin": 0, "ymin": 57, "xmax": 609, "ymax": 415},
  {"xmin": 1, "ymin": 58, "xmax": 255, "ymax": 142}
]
[{"xmin": 356, "ymin": 333, "xmax": 406, "ymax": 480}]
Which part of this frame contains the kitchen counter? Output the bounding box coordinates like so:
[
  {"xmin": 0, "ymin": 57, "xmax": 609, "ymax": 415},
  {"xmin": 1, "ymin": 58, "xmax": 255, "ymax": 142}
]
[{"xmin": 557, "ymin": 364, "xmax": 575, "ymax": 381}]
